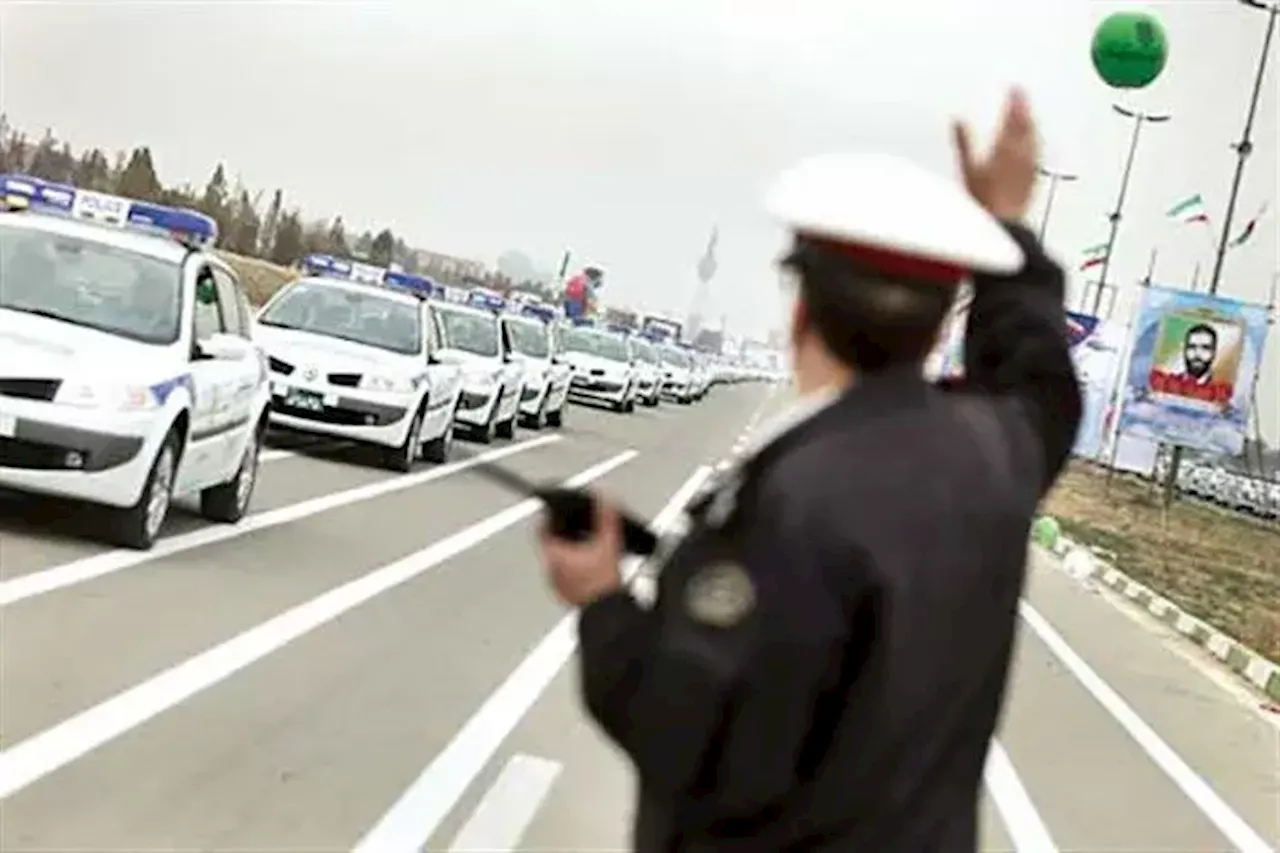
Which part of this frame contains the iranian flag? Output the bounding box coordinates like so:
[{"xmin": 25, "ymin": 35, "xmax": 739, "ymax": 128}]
[
  {"xmin": 1080, "ymin": 242, "xmax": 1107, "ymax": 271},
  {"xmin": 1230, "ymin": 202, "xmax": 1269, "ymax": 247},
  {"xmin": 1167, "ymin": 194, "xmax": 1209, "ymax": 225}
]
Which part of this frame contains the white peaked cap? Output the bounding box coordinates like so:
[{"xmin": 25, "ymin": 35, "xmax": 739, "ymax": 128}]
[{"xmin": 764, "ymin": 152, "xmax": 1025, "ymax": 279}]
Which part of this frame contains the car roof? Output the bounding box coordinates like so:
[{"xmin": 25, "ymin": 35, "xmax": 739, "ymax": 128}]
[
  {"xmin": 434, "ymin": 301, "xmax": 495, "ymax": 320},
  {"xmin": 0, "ymin": 210, "xmax": 193, "ymax": 265},
  {"xmin": 291, "ymin": 275, "xmax": 423, "ymax": 307}
]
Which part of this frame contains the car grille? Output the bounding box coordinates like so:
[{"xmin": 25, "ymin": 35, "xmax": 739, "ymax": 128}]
[
  {"xmin": 268, "ymin": 357, "xmax": 295, "ymax": 375},
  {"xmin": 0, "ymin": 379, "xmax": 62, "ymax": 401},
  {"xmin": 327, "ymin": 373, "xmax": 361, "ymax": 387},
  {"xmin": 273, "ymin": 402, "xmax": 369, "ymax": 426}
]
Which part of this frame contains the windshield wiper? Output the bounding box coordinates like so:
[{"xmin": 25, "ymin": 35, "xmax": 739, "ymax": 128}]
[{"xmin": 257, "ymin": 319, "xmax": 305, "ymax": 331}]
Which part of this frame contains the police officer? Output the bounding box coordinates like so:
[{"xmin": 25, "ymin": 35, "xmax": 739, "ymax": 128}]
[{"xmin": 538, "ymin": 90, "xmax": 1082, "ymax": 852}]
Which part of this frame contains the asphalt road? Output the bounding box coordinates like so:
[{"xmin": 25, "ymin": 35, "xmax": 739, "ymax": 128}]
[{"xmin": 1, "ymin": 383, "xmax": 1276, "ymax": 852}]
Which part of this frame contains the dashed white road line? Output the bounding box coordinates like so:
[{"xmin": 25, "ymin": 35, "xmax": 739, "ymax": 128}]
[
  {"xmin": 0, "ymin": 449, "xmax": 638, "ymax": 802},
  {"xmin": 352, "ymin": 463, "xmax": 715, "ymax": 853},
  {"xmin": 1019, "ymin": 602, "xmax": 1275, "ymax": 853},
  {"xmin": 446, "ymin": 754, "xmax": 563, "ymax": 852},
  {"xmin": 984, "ymin": 740, "xmax": 1058, "ymax": 852},
  {"xmin": 0, "ymin": 435, "xmax": 561, "ymax": 607}
]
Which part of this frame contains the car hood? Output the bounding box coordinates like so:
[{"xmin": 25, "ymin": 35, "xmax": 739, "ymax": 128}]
[
  {"xmin": 562, "ymin": 351, "xmax": 628, "ymax": 373},
  {"xmin": 0, "ymin": 308, "xmax": 174, "ymax": 380},
  {"xmin": 258, "ymin": 325, "xmax": 410, "ymax": 375}
]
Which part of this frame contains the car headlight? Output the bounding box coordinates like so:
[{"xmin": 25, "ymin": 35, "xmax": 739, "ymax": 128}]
[
  {"xmin": 359, "ymin": 374, "xmax": 415, "ymax": 393},
  {"xmin": 55, "ymin": 381, "xmax": 159, "ymax": 411}
]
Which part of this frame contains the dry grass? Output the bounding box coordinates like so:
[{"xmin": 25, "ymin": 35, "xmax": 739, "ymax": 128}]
[
  {"xmin": 216, "ymin": 251, "xmax": 298, "ymax": 306},
  {"xmin": 1043, "ymin": 462, "xmax": 1280, "ymax": 661}
]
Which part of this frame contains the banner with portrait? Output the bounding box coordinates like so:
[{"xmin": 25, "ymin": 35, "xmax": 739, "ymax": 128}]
[{"xmin": 1117, "ymin": 286, "xmax": 1269, "ymax": 456}]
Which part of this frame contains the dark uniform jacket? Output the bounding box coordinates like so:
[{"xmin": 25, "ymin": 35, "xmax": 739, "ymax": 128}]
[{"xmin": 576, "ymin": 223, "xmax": 1083, "ymax": 851}]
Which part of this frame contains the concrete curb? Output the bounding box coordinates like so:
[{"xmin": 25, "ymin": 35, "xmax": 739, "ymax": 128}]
[{"xmin": 1041, "ymin": 531, "xmax": 1280, "ymax": 704}]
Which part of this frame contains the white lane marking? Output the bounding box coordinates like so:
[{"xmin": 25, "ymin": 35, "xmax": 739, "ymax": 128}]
[
  {"xmin": 983, "ymin": 740, "xmax": 1058, "ymax": 852},
  {"xmin": 1019, "ymin": 602, "xmax": 1275, "ymax": 853},
  {"xmin": 353, "ymin": 464, "xmax": 715, "ymax": 853},
  {"xmin": 1091, "ymin": 581, "xmax": 1280, "ymax": 731},
  {"xmin": 446, "ymin": 754, "xmax": 563, "ymax": 852},
  {"xmin": 0, "ymin": 449, "xmax": 637, "ymax": 802},
  {"xmin": 0, "ymin": 436, "xmax": 561, "ymax": 607},
  {"xmin": 258, "ymin": 449, "xmax": 296, "ymax": 463}
]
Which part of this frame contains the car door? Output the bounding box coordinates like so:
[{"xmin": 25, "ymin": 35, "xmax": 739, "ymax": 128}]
[
  {"xmin": 178, "ymin": 265, "xmax": 238, "ymax": 492},
  {"xmin": 497, "ymin": 318, "xmax": 522, "ymax": 418},
  {"xmin": 211, "ymin": 265, "xmax": 264, "ymax": 467},
  {"xmin": 422, "ymin": 304, "xmax": 459, "ymax": 436}
]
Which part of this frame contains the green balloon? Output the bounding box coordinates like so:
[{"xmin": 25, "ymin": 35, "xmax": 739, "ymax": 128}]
[
  {"xmin": 1092, "ymin": 12, "xmax": 1168, "ymax": 89},
  {"xmin": 1032, "ymin": 515, "xmax": 1061, "ymax": 549}
]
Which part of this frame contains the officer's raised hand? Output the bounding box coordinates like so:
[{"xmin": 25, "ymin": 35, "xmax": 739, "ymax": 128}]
[
  {"xmin": 538, "ymin": 496, "xmax": 624, "ymax": 607},
  {"xmin": 952, "ymin": 88, "xmax": 1039, "ymax": 221}
]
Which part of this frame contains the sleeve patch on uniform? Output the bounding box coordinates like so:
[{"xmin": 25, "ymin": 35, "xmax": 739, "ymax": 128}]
[{"xmin": 684, "ymin": 561, "xmax": 756, "ymax": 627}]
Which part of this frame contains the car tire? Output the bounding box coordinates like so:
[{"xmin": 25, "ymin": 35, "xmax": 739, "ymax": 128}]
[
  {"xmin": 108, "ymin": 428, "xmax": 181, "ymax": 550},
  {"xmin": 522, "ymin": 387, "xmax": 549, "ymax": 429},
  {"xmin": 201, "ymin": 420, "xmax": 264, "ymax": 523},
  {"xmin": 383, "ymin": 405, "xmax": 425, "ymax": 472},
  {"xmin": 421, "ymin": 409, "xmax": 453, "ymax": 463},
  {"xmin": 495, "ymin": 399, "xmax": 516, "ymax": 439},
  {"xmin": 546, "ymin": 405, "xmax": 563, "ymax": 428}
]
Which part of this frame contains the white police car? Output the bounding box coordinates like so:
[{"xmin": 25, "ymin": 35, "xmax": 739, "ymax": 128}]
[
  {"xmin": 559, "ymin": 321, "xmax": 640, "ymax": 413},
  {"xmin": 501, "ymin": 304, "xmax": 571, "ymax": 429},
  {"xmin": 255, "ymin": 255, "xmax": 463, "ymax": 471},
  {"xmin": 0, "ymin": 174, "xmax": 271, "ymax": 549},
  {"xmin": 433, "ymin": 298, "xmax": 523, "ymax": 442},
  {"xmin": 657, "ymin": 343, "xmax": 695, "ymax": 404},
  {"xmin": 625, "ymin": 334, "xmax": 663, "ymax": 407}
]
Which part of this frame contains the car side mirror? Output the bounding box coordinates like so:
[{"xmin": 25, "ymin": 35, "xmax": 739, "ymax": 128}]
[{"xmin": 196, "ymin": 332, "xmax": 251, "ymax": 362}]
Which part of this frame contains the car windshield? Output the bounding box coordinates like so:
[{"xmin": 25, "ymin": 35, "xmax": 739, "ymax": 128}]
[
  {"xmin": 661, "ymin": 347, "xmax": 691, "ymax": 368},
  {"xmin": 505, "ymin": 318, "xmax": 549, "ymax": 358},
  {"xmin": 631, "ymin": 339, "xmax": 657, "ymax": 364},
  {"xmin": 562, "ymin": 327, "xmax": 629, "ymax": 362},
  {"xmin": 437, "ymin": 307, "xmax": 500, "ymax": 357},
  {"xmin": 0, "ymin": 224, "xmax": 183, "ymax": 344},
  {"xmin": 258, "ymin": 281, "xmax": 422, "ymax": 355}
]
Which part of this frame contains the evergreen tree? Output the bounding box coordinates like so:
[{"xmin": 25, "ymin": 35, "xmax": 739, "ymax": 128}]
[{"xmin": 271, "ymin": 209, "xmax": 305, "ymax": 265}]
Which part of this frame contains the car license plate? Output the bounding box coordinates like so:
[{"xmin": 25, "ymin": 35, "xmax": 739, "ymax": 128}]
[
  {"xmin": 285, "ymin": 389, "xmax": 325, "ymax": 412},
  {"xmin": 0, "ymin": 411, "xmax": 15, "ymax": 438}
]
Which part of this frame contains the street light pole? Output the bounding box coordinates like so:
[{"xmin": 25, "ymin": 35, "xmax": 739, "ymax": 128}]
[
  {"xmin": 1163, "ymin": 0, "xmax": 1276, "ymax": 507},
  {"xmin": 1036, "ymin": 166, "xmax": 1079, "ymax": 243},
  {"xmin": 1091, "ymin": 105, "xmax": 1172, "ymax": 317}
]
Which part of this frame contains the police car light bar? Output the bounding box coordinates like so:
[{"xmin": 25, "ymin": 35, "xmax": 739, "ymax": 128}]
[
  {"xmin": 520, "ymin": 303, "xmax": 557, "ymax": 323},
  {"xmin": 0, "ymin": 173, "xmax": 218, "ymax": 248},
  {"xmin": 467, "ymin": 289, "xmax": 507, "ymax": 313},
  {"xmin": 302, "ymin": 253, "xmax": 441, "ymax": 298}
]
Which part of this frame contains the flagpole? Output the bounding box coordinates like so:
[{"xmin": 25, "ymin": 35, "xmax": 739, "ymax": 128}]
[
  {"xmin": 1164, "ymin": 0, "xmax": 1276, "ymax": 507},
  {"xmin": 1037, "ymin": 166, "xmax": 1078, "ymax": 242},
  {"xmin": 1092, "ymin": 105, "xmax": 1172, "ymax": 317}
]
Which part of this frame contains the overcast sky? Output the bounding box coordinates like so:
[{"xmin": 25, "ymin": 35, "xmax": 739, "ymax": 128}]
[{"xmin": 1, "ymin": 0, "xmax": 1276, "ymax": 440}]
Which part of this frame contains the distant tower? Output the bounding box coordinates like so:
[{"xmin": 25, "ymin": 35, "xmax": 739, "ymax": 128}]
[{"xmin": 686, "ymin": 227, "xmax": 718, "ymax": 341}]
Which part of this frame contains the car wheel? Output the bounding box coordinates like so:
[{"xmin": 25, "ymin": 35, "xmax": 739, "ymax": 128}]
[
  {"xmin": 383, "ymin": 405, "xmax": 425, "ymax": 472},
  {"xmin": 523, "ymin": 387, "xmax": 549, "ymax": 429},
  {"xmin": 201, "ymin": 421, "xmax": 264, "ymax": 523},
  {"xmin": 108, "ymin": 429, "xmax": 180, "ymax": 550},
  {"xmin": 422, "ymin": 416, "xmax": 453, "ymax": 464},
  {"xmin": 495, "ymin": 394, "xmax": 517, "ymax": 439},
  {"xmin": 546, "ymin": 405, "xmax": 564, "ymax": 428}
]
